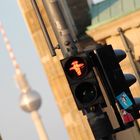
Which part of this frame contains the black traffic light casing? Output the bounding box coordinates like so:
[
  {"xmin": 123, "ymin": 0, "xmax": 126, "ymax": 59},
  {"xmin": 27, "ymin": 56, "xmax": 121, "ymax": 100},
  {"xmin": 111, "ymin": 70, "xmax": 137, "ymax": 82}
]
[
  {"xmin": 61, "ymin": 52, "xmax": 105, "ymax": 110},
  {"xmin": 94, "ymin": 45, "xmax": 139, "ymax": 120}
]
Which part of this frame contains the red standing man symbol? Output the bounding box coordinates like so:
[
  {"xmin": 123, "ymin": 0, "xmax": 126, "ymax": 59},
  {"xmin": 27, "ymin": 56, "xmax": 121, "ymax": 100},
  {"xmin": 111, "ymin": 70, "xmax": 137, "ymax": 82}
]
[{"xmin": 69, "ymin": 60, "xmax": 85, "ymax": 76}]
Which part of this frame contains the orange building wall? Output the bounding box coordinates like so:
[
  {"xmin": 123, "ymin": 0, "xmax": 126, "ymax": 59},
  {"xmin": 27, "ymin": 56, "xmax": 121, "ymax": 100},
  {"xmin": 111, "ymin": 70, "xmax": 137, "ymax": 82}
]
[{"xmin": 18, "ymin": 0, "xmax": 94, "ymax": 140}]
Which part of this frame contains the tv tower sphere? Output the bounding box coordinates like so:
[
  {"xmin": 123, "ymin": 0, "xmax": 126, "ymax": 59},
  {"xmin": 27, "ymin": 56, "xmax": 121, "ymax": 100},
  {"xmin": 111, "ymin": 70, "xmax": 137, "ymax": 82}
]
[{"xmin": 20, "ymin": 89, "xmax": 42, "ymax": 113}]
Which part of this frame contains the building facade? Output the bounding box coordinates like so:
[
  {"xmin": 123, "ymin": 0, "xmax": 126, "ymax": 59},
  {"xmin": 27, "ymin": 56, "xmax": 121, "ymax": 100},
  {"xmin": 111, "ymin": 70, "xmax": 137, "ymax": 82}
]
[
  {"xmin": 18, "ymin": 0, "xmax": 94, "ymax": 140},
  {"xmin": 87, "ymin": 0, "xmax": 140, "ymax": 99},
  {"xmin": 87, "ymin": 0, "xmax": 140, "ymax": 139}
]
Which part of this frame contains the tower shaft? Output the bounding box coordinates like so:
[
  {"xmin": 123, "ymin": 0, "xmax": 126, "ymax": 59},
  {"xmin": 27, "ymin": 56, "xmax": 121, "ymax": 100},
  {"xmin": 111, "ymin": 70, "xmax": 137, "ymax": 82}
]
[{"xmin": 31, "ymin": 111, "xmax": 48, "ymax": 140}]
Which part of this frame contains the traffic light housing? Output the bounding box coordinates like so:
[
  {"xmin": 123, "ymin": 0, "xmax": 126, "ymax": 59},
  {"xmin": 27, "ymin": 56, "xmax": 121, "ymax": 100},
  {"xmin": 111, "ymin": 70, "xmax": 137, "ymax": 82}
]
[
  {"xmin": 61, "ymin": 44, "xmax": 140, "ymax": 136},
  {"xmin": 61, "ymin": 52, "xmax": 106, "ymax": 110},
  {"xmin": 94, "ymin": 45, "xmax": 139, "ymax": 120}
]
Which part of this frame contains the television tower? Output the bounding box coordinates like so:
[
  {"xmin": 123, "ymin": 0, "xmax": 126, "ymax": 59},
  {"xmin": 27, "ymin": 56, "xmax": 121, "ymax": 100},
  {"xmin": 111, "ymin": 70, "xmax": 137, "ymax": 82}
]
[{"xmin": 0, "ymin": 22, "xmax": 48, "ymax": 140}]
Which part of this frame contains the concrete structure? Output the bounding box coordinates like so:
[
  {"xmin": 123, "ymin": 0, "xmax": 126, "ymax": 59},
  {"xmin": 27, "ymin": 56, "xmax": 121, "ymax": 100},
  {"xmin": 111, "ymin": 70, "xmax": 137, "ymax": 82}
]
[
  {"xmin": 87, "ymin": 0, "xmax": 140, "ymax": 139},
  {"xmin": 18, "ymin": 0, "xmax": 94, "ymax": 140},
  {"xmin": 87, "ymin": 0, "xmax": 140, "ymax": 105}
]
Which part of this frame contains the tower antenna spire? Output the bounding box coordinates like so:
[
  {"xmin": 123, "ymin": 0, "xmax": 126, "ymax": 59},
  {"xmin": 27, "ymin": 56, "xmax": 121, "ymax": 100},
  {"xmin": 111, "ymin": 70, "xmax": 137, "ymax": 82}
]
[{"xmin": 0, "ymin": 22, "xmax": 21, "ymax": 74}]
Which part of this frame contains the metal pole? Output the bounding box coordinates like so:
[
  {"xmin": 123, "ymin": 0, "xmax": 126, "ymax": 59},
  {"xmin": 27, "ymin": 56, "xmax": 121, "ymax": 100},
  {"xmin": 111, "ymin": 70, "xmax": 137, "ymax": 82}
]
[
  {"xmin": 42, "ymin": 0, "xmax": 77, "ymax": 57},
  {"xmin": 31, "ymin": 0, "xmax": 56, "ymax": 57},
  {"xmin": 58, "ymin": 0, "xmax": 78, "ymax": 41},
  {"xmin": 118, "ymin": 27, "xmax": 140, "ymax": 86}
]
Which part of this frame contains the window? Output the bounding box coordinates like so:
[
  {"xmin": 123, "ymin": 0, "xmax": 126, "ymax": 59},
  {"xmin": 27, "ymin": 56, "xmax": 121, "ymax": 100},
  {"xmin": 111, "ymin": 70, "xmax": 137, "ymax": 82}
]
[
  {"xmin": 92, "ymin": 0, "xmax": 106, "ymax": 4},
  {"xmin": 87, "ymin": 0, "xmax": 106, "ymax": 7}
]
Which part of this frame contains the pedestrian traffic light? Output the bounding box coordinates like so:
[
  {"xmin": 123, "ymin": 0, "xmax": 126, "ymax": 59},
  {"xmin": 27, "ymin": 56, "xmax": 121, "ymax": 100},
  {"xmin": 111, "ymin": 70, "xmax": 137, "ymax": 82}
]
[
  {"xmin": 60, "ymin": 52, "xmax": 105, "ymax": 110},
  {"xmin": 94, "ymin": 45, "xmax": 139, "ymax": 120}
]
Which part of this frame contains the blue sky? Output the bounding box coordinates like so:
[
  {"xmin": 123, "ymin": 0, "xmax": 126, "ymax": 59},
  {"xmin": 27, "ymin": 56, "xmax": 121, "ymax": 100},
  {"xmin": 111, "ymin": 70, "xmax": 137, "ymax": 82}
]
[{"xmin": 0, "ymin": 0, "xmax": 68, "ymax": 140}]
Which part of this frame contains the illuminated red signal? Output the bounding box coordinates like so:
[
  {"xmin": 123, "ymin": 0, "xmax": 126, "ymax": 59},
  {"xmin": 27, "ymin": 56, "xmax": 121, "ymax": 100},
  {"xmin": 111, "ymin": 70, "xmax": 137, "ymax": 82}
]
[
  {"xmin": 60, "ymin": 52, "xmax": 106, "ymax": 110},
  {"xmin": 69, "ymin": 60, "xmax": 85, "ymax": 76},
  {"xmin": 63, "ymin": 56, "xmax": 88, "ymax": 80}
]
